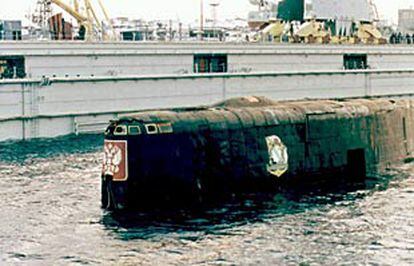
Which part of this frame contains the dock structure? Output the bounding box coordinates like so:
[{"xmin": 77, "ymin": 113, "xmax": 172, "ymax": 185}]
[
  {"xmin": 1, "ymin": 42, "xmax": 414, "ymax": 141},
  {"xmin": 4, "ymin": 42, "xmax": 414, "ymax": 78}
]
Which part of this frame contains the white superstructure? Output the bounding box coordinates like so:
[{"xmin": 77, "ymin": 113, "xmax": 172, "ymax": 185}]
[
  {"xmin": 248, "ymin": 0, "xmax": 279, "ymax": 29},
  {"xmin": 305, "ymin": 0, "xmax": 378, "ymax": 21},
  {"xmin": 399, "ymin": 9, "xmax": 414, "ymax": 33}
]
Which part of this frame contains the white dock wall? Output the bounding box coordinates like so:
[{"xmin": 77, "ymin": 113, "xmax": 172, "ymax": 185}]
[
  {"xmin": 1, "ymin": 69, "xmax": 414, "ymax": 141},
  {"xmin": 4, "ymin": 42, "xmax": 414, "ymax": 78},
  {"xmin": 0, "ymin": 82, "xmax": 24, "ymax": 119},
  {"xmin": 25, "ymin": 55, "xmax": 194, "ymax": 78},
  {"xmin": 228, "ymin": 54, "xmax": 344, "ymax": 72}
]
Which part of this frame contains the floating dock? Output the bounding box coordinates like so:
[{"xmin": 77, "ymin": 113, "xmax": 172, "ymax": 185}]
[
  {"xmin": 2, "ymin": 42, "xmax": 414, "ymax": 141},
  {"xmin": 3, "ymin": 42, "xmax": 414, "ymax": 78}
]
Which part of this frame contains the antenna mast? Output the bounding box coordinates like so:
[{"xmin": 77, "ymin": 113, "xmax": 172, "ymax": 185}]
[
  {"xmin": 199, "ymin": 0, "xmax": 204, "ymax": 41},
  {"xmin": 31, "ymin": 0, "xmax": 53, "ymax": 37}
]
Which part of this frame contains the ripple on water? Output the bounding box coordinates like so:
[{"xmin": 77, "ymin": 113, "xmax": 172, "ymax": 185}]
[{"xmin": 0, "ymin": 135, "xmax": 414, "ymax": 265}]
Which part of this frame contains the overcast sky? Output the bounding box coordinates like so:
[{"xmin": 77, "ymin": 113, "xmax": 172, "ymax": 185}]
[{"xmin": 1, "ymin": 0, "xmax": 414, "ymax": 24}]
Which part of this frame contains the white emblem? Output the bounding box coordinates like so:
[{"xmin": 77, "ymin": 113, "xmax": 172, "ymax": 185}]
[
  {"xmin": 266, "ymin": 135, "xmax": 288, "ymax": 177},
  {"xmin": 103, "ymin": 142, "xmax": 123, "ymax": 176}
]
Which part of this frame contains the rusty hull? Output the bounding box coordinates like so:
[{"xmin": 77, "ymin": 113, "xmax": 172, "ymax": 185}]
[{"xmin": 101, "ymin": 96, "xmax": 414, "ymax": 210}]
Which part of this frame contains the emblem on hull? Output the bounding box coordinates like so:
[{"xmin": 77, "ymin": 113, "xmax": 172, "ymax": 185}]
[
  {"xmin": 103, "ymin": 140, "xmax": 128, "ymax": 181},
  {"xmin": 266, "ymin": 135, "xmax": 288, "ymax": 177}
]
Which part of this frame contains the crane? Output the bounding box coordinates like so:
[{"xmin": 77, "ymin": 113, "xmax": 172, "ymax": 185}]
[
  {"xmin": 34, "ymin": 0, "xmax": 116, "ymax": 41},
  {"xmin": 97, "ymin": 0, "xmax": 116, "ymax": 37},
  {"xmin": 50, "ymin": 0, "xmax": 87, "ymax": 22}
]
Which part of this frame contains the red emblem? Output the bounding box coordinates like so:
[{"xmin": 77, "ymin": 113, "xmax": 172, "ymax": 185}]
[{"xmin": 102, "ymin": 140, "xmax": 128, "ymax": 181}]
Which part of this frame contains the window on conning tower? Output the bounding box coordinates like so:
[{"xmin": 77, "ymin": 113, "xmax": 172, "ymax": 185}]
[{"xmin": 194, "ymin": 54, "xmax": 228, "ymax": 73}]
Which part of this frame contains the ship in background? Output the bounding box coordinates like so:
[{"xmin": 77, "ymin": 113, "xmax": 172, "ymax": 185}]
[
  {"xmin": 247, "ymin": 0, "xmax": 386, "ymax": 44},
  {"xmin": 248, "ymin": 0, "xmax": 279, "ymax": 29},
  {"xmin": 248, "ymin": 0, "xmax": 380, "ymax": 28}
]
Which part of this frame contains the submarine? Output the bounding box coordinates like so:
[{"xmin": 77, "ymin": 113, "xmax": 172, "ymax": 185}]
[{"xmin": 101, "ymin": 96, "xmax": 414, "ymax": 210}]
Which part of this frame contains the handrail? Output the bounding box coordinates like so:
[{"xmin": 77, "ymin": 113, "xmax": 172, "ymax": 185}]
[
  {"xmin": 2, "ymin": 68, "xmax": 414, "ymax": 85},
  {"xmin": 2, "ymin": 42, "xmax": 414, "ymax": 57}
]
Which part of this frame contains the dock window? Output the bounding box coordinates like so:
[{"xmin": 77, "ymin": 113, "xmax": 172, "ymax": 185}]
[
  {"xmin": 0, "ymin": 56, "xmax": 26, "ymax": 79},
  {"xmin": 344, "ymin": 54, "xmax": 367, "ymax": 70},
  {"xmin": 194, "ymin": 54, "xmax": 228, "ymax": 73}
]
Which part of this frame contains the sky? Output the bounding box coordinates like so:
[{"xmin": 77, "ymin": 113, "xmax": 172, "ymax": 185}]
[{"xmin": 1, "ymin": 0, "xmax": 414, "ymax": 25}]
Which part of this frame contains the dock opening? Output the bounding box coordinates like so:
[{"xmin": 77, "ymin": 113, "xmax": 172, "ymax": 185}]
[
  {"xmin": 194, "ymin": 54, "xmax": 228, "ymax": 73},
  {"xmin": 0, "ymin": 56, "xmax": 26, "ymax": 79},
  {"xmin": 344, "ymin": 54, "xmax": 367, "ymax": 70},
  {"xmin": 347, "ymin": 149, "xmax": 366, "ymax": 179}
]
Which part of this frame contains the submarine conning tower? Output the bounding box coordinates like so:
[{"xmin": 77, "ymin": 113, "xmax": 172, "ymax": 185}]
[{"xmin": 102, "ymin": 96, "xmax": 414, "ymax": 210}]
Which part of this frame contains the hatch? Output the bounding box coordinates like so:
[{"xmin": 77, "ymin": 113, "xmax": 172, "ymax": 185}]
[{"xmin": 347, "ymin": 149, "xmax": 366, "ymax": 179}]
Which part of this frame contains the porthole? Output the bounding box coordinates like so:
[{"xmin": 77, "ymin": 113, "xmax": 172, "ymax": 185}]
[
  {"xmin": 158, "ymin": 123, "xmax": 173, "ymax": 134},
  {"xmin": 114, "ymin": 125, "xmax": 127, "ymax": 136},
  {"xmin": 145, "ymin": 124, "xmax": 158, "ymax": 134},
  {"xmin": 128, "ymin": 126, "xmax": 141, "ymax": 135}
]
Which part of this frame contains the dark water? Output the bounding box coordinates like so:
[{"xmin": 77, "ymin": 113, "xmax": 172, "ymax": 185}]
[{"xmin": 1, "ymin": 135, "xmax": 414, "ymax": 265}]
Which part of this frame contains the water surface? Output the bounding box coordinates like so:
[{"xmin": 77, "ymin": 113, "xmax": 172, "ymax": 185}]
[{"xmin": 0, "ymin": 135, "xmax": 413, "ymax": 265}]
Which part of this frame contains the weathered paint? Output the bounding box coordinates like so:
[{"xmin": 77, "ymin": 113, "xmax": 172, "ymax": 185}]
[{"xmin": 102, "ymin": 96, "xmax": 414, "ymax": 210}]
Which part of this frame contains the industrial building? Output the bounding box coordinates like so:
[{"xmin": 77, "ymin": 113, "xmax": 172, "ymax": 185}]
[
  {"xmin": 398, "ymin": 9, "xmax": 414, "ymax": 33},
  {"xmin": 0, "ymin": 20, "xmax": 22, "ymax": 41}
]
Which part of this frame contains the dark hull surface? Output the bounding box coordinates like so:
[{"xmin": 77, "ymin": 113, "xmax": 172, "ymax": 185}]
[{"xmin": 102, "ymin": 97, "xmax": 414, "ymax": 210}]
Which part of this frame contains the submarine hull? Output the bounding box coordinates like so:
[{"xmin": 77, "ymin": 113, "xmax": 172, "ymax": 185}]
[{"xmin": 101, "ymin": 97, "xmax": 414, "ymax": 210}]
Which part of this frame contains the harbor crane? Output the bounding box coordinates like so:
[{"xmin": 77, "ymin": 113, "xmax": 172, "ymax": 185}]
[{"xmin": 33, "ymin": 0, "xmax": 116, "ymax": 41}]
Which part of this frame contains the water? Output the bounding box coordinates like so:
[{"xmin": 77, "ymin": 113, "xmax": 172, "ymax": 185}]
[{"xmin": 1, "ymin": 135, "xmax": 414, "ymax": 265}]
